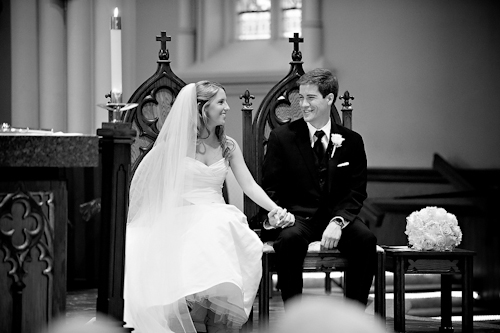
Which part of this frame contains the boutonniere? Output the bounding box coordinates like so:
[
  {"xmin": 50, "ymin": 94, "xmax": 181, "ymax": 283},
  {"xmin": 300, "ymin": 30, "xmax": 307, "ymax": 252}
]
[{"xmin": 330, "ymin": 134, "xmax": 345, "ymax": 158}]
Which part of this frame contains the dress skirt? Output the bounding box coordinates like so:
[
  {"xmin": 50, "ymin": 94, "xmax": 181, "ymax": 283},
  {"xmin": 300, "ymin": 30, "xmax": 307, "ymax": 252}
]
[{"xmin": 124, "ymin": 202, "xmax": 263, "ymax": 333}]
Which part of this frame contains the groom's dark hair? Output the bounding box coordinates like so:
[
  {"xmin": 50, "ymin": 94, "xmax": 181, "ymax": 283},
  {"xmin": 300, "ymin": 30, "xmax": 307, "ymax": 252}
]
[{"xmin": 297, "ymin": 68, "xmax": 339, "ymax": 102}]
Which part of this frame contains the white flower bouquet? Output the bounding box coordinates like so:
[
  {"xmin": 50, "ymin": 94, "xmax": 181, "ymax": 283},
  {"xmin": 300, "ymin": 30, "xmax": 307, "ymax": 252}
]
[{"xmin": 405, "ymin": 206, "xmax": 462, "ymax": 251}]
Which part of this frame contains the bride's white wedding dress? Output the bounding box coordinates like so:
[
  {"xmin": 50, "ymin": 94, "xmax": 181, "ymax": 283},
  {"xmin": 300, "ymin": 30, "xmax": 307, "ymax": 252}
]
[{"xmin": 124, "ymin": 156, "xmax": 263, "ymax": 333}]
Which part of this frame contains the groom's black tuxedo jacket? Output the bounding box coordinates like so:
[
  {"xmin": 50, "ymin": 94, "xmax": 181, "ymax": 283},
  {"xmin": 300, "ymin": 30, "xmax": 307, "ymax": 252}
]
[{"xmin": 262, "ymin": 117, "xmax": 367, "ymax": 234}]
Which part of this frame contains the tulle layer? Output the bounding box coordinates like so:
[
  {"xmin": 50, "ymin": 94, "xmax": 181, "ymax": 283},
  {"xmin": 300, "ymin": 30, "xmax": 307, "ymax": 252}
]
[
  {"xmin": 186, "ymin": 283, "xmax": 249, "ymax": 329},
  {"xmin": 124, "ymin": 203, "xmax": 263, "ymax": 333}
]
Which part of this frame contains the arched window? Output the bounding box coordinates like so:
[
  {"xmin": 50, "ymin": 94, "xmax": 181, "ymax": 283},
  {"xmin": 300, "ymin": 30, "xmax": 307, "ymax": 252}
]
[
  {"xmin": 281, "ymin": 0, "xmax": 302, "ymax": 38},
  {"xmin": 237, "ymin": 0, "xmax": 271, "ymax": 40},
  {"xmin": 236, "ymin": 0, "xmax": 302, "ymax": 40}
]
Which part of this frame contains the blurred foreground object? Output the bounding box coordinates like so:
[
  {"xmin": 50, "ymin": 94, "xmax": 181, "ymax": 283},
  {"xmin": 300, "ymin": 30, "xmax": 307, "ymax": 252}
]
[
  {"xmin": 273, "ymin": 296, "xmax": 386, "ymax": 333},
  {"xmin": 41, "ymin": 315, "xmax": 124, "ymax": 333}
]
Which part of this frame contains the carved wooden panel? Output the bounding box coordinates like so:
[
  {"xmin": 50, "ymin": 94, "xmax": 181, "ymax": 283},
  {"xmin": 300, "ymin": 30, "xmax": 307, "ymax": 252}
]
[{"xmin": 0, "ymin": 188, "xmax": 56, "ymax": 333}]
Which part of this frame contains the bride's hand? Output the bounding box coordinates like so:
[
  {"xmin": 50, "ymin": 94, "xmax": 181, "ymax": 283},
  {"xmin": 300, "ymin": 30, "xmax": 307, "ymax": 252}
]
[
  {"xmin": 267, "ymin": 207, "xmax": 282, "ymax": 228},
  {"xmin": 268, "ymin": 207, "xmax": 295, "ymax": 229}
]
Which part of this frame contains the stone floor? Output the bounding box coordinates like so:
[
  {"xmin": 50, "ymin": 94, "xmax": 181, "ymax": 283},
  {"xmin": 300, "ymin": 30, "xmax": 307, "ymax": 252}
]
[{"xmin": 66, "ymin": 285, "xmax": 500, "ymax": 333}]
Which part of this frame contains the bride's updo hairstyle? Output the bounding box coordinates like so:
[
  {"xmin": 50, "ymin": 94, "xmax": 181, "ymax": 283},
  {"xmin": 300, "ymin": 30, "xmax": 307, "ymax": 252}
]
[{"xmin": 195, "ymin": 80, "xmax": 234, "ymax": 158}]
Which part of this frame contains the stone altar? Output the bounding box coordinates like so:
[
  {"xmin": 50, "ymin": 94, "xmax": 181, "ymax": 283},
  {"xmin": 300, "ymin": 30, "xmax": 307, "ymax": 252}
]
[{"xmin": 0, "ymin": 133, "xmax": 99, "ymax": 333}]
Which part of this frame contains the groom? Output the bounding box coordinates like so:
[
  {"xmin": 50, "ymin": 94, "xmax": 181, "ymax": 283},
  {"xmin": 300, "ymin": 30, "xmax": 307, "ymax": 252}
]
[{"xmin": 262, "ymin": 68, "xmax": 377, "ymax": 306}]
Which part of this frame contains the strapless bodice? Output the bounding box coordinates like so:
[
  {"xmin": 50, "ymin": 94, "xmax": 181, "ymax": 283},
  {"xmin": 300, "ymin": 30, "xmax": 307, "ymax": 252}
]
[{"xmin": 182, "ymin": 157, "xmax": 228, "ymax": 204}]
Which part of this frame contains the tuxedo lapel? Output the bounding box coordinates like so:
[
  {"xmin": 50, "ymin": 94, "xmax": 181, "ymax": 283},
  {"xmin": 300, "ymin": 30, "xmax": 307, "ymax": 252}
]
[
  {"xmin": 292, "ymin": 120, "xmax": 321, "ymax": 188},
  {"xmin": 327, "ymin": 121, "xmax": 343, "ymax": 194},
  {"xmin": 327, "ymin": 148, "xmax": 342, "ymax": 194}
]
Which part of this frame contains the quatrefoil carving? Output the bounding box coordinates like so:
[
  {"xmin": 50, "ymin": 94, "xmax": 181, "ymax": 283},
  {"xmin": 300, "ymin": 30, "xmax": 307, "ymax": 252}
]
[
  {"xmin": 0, "ymin": 189, "xmax": 54, "ymax": 289},
  {"xmin": 130, "ymin": 87, "xmax": 175, "ymax": 171}
]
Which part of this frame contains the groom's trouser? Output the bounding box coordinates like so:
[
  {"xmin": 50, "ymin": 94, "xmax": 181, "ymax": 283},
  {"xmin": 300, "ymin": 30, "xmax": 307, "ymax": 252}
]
[{"xmin": 272, "ymin": 216, "xmax": 377, "ymax": 306}]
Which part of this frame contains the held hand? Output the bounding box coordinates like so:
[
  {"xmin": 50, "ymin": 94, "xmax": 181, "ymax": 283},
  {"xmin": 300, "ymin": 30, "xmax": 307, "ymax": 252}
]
[
  {"xmin": 267, "ymin": 207, "xmax": 295, "ymax": 229},
  {"xmin": 267, "ymin": 207, "xmax": 281, "ymax": 227},
  {"xmin": 277, "ymin": 211, "xmax": 295, "ymax": 229},
  {"xmin": 321, "ymin": 222, "xmax": 342, "ymax": 249}
]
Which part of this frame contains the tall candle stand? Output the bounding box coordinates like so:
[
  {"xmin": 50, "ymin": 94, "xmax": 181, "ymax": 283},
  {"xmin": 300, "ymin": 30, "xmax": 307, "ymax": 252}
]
[{"xmin": 96, "ymin": 91, "xmax": 137, "ymax": 332}]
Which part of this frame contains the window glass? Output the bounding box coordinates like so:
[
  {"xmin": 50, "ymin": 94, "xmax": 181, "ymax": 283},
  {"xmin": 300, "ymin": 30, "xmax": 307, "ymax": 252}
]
[
  {"xmin": 281, "ymin": 0, "xmax": 301, "ymax": 38},
  {"xmin": 237, "ymin": 0, "xmax": 272, "ymax": 40}
]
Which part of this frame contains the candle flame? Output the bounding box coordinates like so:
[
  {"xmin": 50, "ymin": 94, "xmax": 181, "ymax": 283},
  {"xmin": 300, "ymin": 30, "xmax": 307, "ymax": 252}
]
[{"xmin": 114, "ymin": 7, "xmax": 119, "ymax": 17}]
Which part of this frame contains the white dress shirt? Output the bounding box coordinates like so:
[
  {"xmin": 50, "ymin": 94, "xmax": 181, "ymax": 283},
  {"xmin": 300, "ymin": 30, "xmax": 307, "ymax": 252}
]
[{"xmin": 306, "ymin": 119, "xmax": 331, "ymax": 150}]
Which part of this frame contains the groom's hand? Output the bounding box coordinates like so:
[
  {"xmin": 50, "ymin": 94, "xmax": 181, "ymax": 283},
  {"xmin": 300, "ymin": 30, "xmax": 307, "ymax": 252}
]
[
  {"xmin": 321, "ymin": 223, "xmax": 342, "ymax": 249},
  {"xmin": 277, "ymin": 211, "xmax": 295, "ymax": 229}
]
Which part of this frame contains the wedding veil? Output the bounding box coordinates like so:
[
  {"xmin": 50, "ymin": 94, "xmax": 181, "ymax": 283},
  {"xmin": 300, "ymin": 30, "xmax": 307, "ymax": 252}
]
[
  {"xmin": 124, "ymin": 83, "xmax": 199, "ymax": 332},
  {"xmin": 127, "ymin": 83, "xmax": 197, "ymax": 227}
]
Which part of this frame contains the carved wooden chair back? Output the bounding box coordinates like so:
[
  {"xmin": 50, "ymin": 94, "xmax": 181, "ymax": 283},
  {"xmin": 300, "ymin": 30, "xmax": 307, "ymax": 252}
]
[
  {"xmin": 123, "ymin": 32, "xmax": 186, "ymax": 178},
  {"xmin": 122, "ymin": 32, "xmax": 228, "ymax": 202}
]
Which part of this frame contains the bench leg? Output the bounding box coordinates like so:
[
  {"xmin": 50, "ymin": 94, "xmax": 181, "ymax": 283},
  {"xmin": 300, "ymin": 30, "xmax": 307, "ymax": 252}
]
[
  {"xmin": 342, "ymin": 271, "xmax": 348, "ymax": 297},
  {"xmin": 259, "ymin": 254, "xmax": 270, "ymax": 331},
  {"xmin": 393, "ymin": 258, "xmax": 405, "ymax": 332},
  {"xmin": 462, "ymin": 257, "xmax": 473, "ymax": 333},
  {"xmin": 325, "ymin": 272, "xmax": 331, "ymax": 294},
  {"xmin": 440, "ymin": 274, "xmax": 454, "ymax": 332},
  {"xmin": 374, "ymin": 249, "xmax": 386, "ymax": 320}
]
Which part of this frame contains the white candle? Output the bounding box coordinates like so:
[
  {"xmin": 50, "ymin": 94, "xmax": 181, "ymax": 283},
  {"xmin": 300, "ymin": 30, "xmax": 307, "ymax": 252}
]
[{"xmin": 110, "ymin": 7, "xmax": 122, "ymax": 103}]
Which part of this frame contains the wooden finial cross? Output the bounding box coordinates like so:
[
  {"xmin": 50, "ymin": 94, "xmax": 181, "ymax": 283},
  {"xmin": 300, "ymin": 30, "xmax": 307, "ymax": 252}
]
[
  {"xmin": 156, "ymin": 31, "xmax": 171, "ymax": 60},
  {"xmin": 289, "ymin": 32, "xmax": 303, "ymax": 52},
  {"xmin": 288, "ymin": 32, "xmax": 304, "ymax": 61},
  {"xmin": 156, "ymin": 31, "xmax": 171, "ymax": 51}
]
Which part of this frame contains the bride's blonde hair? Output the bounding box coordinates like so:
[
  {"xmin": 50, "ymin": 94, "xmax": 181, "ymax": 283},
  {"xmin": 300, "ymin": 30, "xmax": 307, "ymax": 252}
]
[{"xmin": 196, "ymin": 80, "xmax": 234, "ymax": 158}]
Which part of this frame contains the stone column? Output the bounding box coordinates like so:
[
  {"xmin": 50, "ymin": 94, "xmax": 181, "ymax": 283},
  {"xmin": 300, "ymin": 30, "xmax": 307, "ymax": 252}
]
[
  {"xmin": 67, "ymin": 0, "xmax": 92, "ymax": 134},
  {"xmin": 302, "ymin": 0, "xmax": 322, "ymax": 62},
  {"xmin": 38, "ymin": 0, "xmax": 67, "ymax": 132},
  {"xmin": 177, "ymin": 0, "xmax": 196, "ymax": 70},
  {"xmin": 10, "ymin": 0, "xmax": 39, "ymax": 128}
]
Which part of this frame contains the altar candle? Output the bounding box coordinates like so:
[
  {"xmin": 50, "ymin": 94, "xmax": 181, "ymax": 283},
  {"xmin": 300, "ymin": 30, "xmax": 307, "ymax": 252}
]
[{"xmin": 110, "ymin": 7, "xmax": 122, "ymax": 102}]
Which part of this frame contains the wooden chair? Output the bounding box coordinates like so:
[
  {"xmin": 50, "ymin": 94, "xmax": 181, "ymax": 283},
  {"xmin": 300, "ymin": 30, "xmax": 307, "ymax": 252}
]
[
  {"xmin": 241, "ymin": 35, "xmax": 386, "ymax": 329},
  {"xmin": 123, "ymin": 31, "xmax": 186, "ymax": 177},
  {"xmin": 122, "ymin": 32, "xmax": 232, "ymax": 201}
]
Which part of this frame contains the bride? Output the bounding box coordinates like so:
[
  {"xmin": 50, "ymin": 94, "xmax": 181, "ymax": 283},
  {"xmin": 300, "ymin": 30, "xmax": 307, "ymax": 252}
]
[{"xmin": 124, "ymin": 81, "xmax": 294, "ymax": 333}]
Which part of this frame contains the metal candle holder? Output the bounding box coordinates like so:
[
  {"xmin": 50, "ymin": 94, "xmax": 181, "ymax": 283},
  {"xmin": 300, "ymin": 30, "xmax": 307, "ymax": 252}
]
[{"xmin": 98, "ymin": 92, "xmax": 137, "ymax": 123}]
